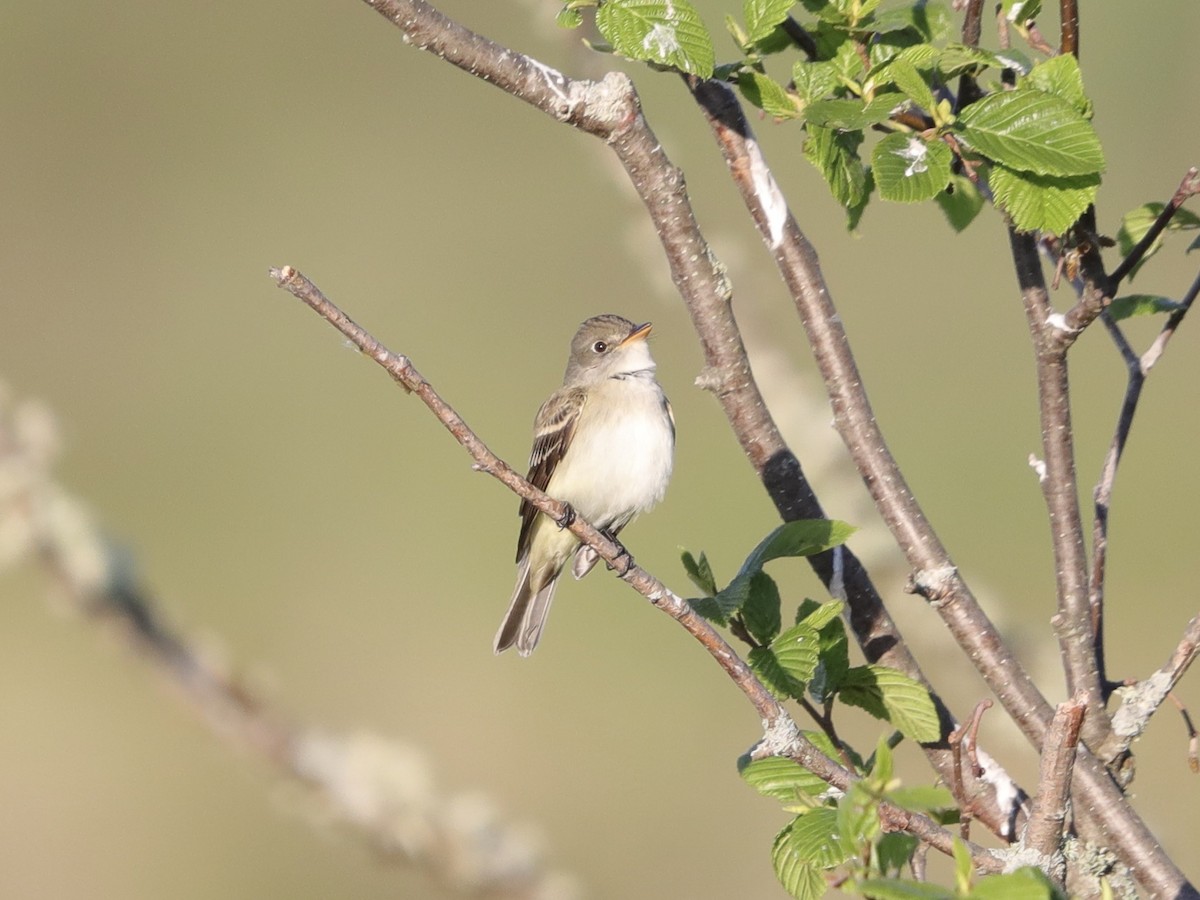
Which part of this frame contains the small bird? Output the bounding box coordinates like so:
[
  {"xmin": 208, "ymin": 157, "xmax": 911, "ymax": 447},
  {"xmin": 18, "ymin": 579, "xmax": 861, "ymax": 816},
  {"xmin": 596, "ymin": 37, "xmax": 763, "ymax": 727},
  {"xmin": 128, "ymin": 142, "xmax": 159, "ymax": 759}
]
[{"xmin": 494, "ymin": 315, "xmax": 675, "ymax": 656}]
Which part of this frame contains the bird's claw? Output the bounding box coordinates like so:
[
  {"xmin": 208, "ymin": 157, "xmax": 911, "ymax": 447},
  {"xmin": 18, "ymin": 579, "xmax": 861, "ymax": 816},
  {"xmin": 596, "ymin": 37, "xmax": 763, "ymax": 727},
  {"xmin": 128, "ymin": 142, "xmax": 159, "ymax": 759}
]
[{"xmin": 555, "ymin": 503, "xmax": 576, "ymax": 529}]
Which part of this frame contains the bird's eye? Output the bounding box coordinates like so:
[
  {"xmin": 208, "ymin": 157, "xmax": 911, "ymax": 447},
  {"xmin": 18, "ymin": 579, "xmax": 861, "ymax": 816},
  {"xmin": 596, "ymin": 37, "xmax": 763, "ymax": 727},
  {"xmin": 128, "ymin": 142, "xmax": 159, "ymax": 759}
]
[{"xmin": 592, "ymin": 340, "xmax": 608, "ymax": 353}]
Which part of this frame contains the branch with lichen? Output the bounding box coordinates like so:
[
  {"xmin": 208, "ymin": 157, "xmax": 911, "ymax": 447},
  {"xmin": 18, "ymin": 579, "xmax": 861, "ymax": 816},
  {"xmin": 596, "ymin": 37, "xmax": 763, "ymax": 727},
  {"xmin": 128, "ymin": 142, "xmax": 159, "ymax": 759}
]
[{"xmin": 0, "ymin": 380, "xmax": 578, "ymax": 900}]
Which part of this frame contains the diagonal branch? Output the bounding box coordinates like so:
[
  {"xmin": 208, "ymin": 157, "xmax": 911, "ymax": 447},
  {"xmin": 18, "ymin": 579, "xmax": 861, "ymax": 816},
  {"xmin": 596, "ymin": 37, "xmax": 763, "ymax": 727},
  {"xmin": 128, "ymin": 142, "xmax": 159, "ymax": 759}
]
[
  {"xmin": 269, "ymin": 264, "xmax": 997, "ymax": 870},
  {"xmin": 1092, "ymin": 268, "xmax": 1200, "ymax": 689},
  {"xmin": 1110, "ymin": 167, "xmax": 1200, "ymax": 286}
]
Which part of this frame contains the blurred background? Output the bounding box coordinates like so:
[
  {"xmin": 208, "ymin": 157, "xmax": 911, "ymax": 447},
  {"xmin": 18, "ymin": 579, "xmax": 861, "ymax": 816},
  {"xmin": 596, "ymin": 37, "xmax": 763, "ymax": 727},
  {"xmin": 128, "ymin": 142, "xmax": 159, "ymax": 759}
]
[{"xmin": 2, "ymin": 2, "xmax": 1198, "ymax": 896}]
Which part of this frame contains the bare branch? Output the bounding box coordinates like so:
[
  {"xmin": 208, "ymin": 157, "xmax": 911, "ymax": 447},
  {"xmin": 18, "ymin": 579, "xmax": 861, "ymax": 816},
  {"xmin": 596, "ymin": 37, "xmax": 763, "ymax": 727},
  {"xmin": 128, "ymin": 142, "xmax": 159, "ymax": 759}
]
[
  {"xmin": 1091, "ymin": 268, "xmax": 1200, "ymax": 690},
  {"xmin": 1060, "ymin": 0, "xmax": 1080, "ymax": 56},
  {"xmin": 1024, "ymin": 697, "xmax": 1086, "ymax": 886},
  {"xmin": 1009, "ymin": 230, "xmax": 1109, "ymax": 749}
]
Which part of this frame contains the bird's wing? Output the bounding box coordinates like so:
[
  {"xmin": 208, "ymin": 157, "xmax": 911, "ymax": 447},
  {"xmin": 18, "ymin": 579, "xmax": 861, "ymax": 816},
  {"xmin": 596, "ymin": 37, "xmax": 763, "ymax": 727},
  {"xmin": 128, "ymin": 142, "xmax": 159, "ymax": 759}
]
[{"xmin": 515, "ymin": 386, "xmax": 586, "ymax": 562}]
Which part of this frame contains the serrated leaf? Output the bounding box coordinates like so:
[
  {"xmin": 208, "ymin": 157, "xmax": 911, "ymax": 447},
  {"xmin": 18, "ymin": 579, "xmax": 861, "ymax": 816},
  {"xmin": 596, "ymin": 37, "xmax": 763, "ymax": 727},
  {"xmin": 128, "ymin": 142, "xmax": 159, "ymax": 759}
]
[
  {"xmin": 809, "ymin": 616, "xmax": 850, "ymax": 703},
  {"xmin": 780, "ymin": 808, "xmax": 848, "ymax": 866},
  {"xmin": 971, "ymin": 867, "xmax": 1058, "ymax": 900},
  {"xmin": 990, "ymin": 164, "xmax": 1099, "ymax": 235},
  {"xmin": 556, "ymin": 6, "xmax": 584, "ymax": 28},
  {"xmin": 955, "ymin": 89, "xmax": 1104, "ymax": 177},
  {"xmin": 738, "ymin": 755, "xmax": 827, "ymax": 802},
  {"xmin": 792, "ymin": 60, "xmax": 839, "ymax": 105},
  {"xmin": 935, "ymin": 174, "xmax": 984, "ymax": 232},
  {"xmin": 1108, "ymin": 294, "xmax": 1184, "ymax": 322},
  {"xmin": 749, "ymin": 645, "xmax": 807, "ymax": 699},
  {"xmin": 885, "ymin": 57, "xmax": 934, "ymax": 111},
  {"xmin": 836, "ymin": 781, "xmax": 880, "ymax": 847},
  {"xmin": 872, "ymin": 133, "xmax": 952, "ymax": 203},
  {"xmin": 799, "ymin": 599, "xmax": 844, "ymax": 631},
  {"xmin": 595, "ymin": 0, "xmax": 715, "ymax": 77},
  {"xmin": 1116, "ymin": 202, "xmax": 1200, "ymax": 279},
  {"xmin": 804, "ymin": 124, "xmax": 867, "ymax": 209},
  {"xmin": 772, "ymin": 822, "xmax": 828, "ymax": 900},
  {"xmin": 688, "ymin": 594, "xmax": 729, "ymax": 626},
  {"xmin": 744, "ymin": 0, "xmax": 795, "ymax": 44},
  {"xmin": 1023, "ymin": 53, "xmax": 1091, "ymax": 117},
  {"xmin": 805, "ymin": 95, "xmax": 899, "ymax": 130},
  {"xmin": 771, "ymin": 622, "xmax": 821, "ymax": 688},
  {"xmin": 839, "ymin": 665, "xmax": 941, "ymax": 742},
  {"xmin": 739, "ymin": 70, "xmax": 802, "ymax": 118},
  {"xmin": 742, "ymin": 571, "xmax": 783, "ymax": 644},
  {"xmin": 681, "ymin": 549, "xmax": 718, "ymax": 596},
  {"xmin": 871, "ymin": 2, "xmax": 954, "ymax": 42},
  {"xmin": 738, "ymin": 520, "xmax": 856, "ymax": 577},
  {"xmin": 1001, "ymin": 0, "xmax": 1042, "ymax": 23},
  {"xmin": 857, "ymin": 878, "xmax": 955, "ymax": 899}
]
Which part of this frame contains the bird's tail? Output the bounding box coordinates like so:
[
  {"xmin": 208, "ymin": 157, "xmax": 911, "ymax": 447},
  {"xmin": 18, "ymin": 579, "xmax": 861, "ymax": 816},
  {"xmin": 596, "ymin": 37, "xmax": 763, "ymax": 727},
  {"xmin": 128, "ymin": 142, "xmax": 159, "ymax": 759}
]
[{"xmin": 493, "ymin": 558, "xmax": 559, "ymax": 656}]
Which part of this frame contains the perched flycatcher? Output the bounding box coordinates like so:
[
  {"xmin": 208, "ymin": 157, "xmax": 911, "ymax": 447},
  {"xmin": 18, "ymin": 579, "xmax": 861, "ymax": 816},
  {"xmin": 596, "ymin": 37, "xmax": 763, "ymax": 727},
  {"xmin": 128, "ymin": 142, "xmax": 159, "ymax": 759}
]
[{"xmin": 494, "ymin": 314, "xmax": 675, "ymax": 656}]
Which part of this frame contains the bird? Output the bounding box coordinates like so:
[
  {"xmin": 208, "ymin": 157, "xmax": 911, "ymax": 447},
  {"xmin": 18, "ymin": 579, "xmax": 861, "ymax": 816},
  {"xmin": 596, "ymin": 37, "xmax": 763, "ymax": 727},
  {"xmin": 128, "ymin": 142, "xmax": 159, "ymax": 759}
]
[{"xmin": 493, "ymin": 314, "xmax": 675, "ymax": 656}]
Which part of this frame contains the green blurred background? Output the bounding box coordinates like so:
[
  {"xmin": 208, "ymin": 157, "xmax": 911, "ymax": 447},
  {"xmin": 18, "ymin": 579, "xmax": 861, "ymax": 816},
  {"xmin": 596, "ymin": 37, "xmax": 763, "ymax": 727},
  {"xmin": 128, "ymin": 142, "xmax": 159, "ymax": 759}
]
[{"xmin": 2, "ymin": 2, "xmax": 1198, "ymax": 896}]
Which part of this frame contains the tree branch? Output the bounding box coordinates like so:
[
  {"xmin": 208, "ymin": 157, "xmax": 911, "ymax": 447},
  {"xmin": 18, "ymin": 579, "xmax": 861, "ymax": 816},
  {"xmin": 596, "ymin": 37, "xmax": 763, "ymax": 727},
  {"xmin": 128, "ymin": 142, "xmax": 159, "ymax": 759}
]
[
  {"xmin": 1110, "ymin": 167, "xmax": 1200, "ymax": 286},
  {"xmin": 1091, "ymin": 267, "xmax": 1200, "ymax": 692},
  {"xmin": 269, "ymin": 265, "xmax": 997, "ymax": 870},
  {"xmin": 1024, "ymin": 697, "xmax": 1085, "ymax": 888}
]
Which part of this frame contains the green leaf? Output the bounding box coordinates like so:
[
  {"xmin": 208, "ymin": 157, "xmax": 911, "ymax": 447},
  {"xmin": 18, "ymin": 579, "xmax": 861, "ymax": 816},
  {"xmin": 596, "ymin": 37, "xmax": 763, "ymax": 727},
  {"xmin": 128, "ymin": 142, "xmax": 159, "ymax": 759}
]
[
  {"xmin": 809, "ymin": 615, "xmax": 850, "ymax": 703},
  {"xmin": 989, "ymin": 164, "xmax": 1099, "ymax": 235},
  {"xmin": 836, "ymin": 781, "xmax": 880, "ymax": 848},
  {"xmin": 872, "ymin": 133, "xmax": 952, "ymax": 203},
  {"xmin": 798, "ymin": 599, "xmax": 844, "ymax": 631},
  {"xmin": 792, "ymin": 60, "xmax": 839, "ymax": 105},
  {"xmin": 886, "ymin": 785, "xmax": 956, "ymax": 813},
  {"xmin": 935, "ymin": 174, "xmax": 984, "ymax": 232},
  {"xmin": 953, "ymin": 837, "xmax": 972, "ymax": 893},
  {"xmin": 742, "ymin": 571, "xmax": 783, "ymax": 644},
  {"xmin": 771, "ymin": 622, "xmax": 822, "ymax": 689},
  {"xmin": 803, "ymin": 124, "xmax": 867, "ymax": 209},
  {"xmin": 871, "ymin": 2, "xmax": 955, "ymax": 42},
  {"xmin": 1001, "ymin": 0, "xmax": 1042, "ymax": 24},
  {"xmin": 971, "ymin": 867, "xmax": 1059, "ymax": 900},
  {"xmin": 885, "ymin": 57, "xmax": 934, "ymax": 111},
  {"xmin": 738, "ymin": 520, "xmax": 856, "ymax": 576},
  {"xmin": 739, "ymin": 70, "xmax": 802, "ymax": 119},
  {"xmin": 744, "ymin": 0, "xmax": 795, "ymax": 44},
  {"xmin": 687, "ymin": 594, "xmax": 729, "ymax": 626},
  {"xmin": 1117, "ymin": 203, "xmax": 1200, "ymax": 279},
  {"xmin": 595, "ymin": 0, "xmax": 715, "ymax": 77},
  {"xmin": 749, "ymin": 645, "xmax": 807, "ymax": 700},
  {"xmin": 681, "ymin": 549, "xmax": 718, "ymax": 596},
  {"xmin": 857, "ymin": 878, "xmax": 955, "ymax": 899},
  {"xmin": 955, "ymin": 89, "xmax": 1105, "ymax": 177},
  {"xmin": 738, "ymin": 755, "xmax": 827, "ymax": 802},
  {"xmin": 1023, "ymin": 53, "xmax": 1091, "ymax": 117},
  {"xmin": 772, "ymin": 824, "xmax": 827, "ymax": 900},
  {"xmin": 805, "ymin": 95, "xmax": 899, "ymax": 130},
  {"xmin": 875, "ymin": 833, "xmax": 920, "ymax": 875},
  {"xmin": 1108, "ymin": 294, "xmax": 1185, "ymax": 321},
  {"xmin": 779, "ymin": 808, "xmax": 848, "ymax": 866},
  {"xmin": 839, "ymin": 665, "xmax": 941, "ymax": 742},
  {"xmin": 556, "ymin": 6, "xmax": 584, "ymax": 28}
]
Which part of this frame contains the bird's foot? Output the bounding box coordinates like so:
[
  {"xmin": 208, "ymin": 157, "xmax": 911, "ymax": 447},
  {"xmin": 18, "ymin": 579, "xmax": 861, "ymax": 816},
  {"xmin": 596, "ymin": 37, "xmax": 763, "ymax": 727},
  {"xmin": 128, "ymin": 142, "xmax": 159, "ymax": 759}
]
[
  {"xmin": 601, "ymin": 530, "xmax": 634, "ymax": 573},
  {"xmin": 555, "ymin": 503, "xmax": 576, "ymax": 529}
]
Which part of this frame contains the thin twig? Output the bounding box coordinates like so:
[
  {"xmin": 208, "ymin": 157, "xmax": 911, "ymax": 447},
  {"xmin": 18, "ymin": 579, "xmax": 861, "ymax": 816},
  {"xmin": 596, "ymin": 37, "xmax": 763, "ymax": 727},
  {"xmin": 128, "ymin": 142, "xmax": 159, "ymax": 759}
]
[
  {"xmin": 1059, "ymin": 0, "xmax": 1079, "ymax": 56},
  {"xmin": 1110, "ymin": 168, "xmax": 1200, "ymax": 286},
  {"xmin": 1091, "ymin": 268, "xmax": 1200, "ymax": 690}
]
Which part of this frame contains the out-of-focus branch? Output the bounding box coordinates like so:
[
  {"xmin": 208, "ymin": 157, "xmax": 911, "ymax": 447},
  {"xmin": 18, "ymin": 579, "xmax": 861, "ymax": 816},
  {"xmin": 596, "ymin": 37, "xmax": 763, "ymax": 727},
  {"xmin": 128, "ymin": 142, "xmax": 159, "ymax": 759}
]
[
  {"xmin": 0, "ymin": 383, "xmax": 575, "ymax": 900},
  {"xmin": 1059, "ymin": 0, "xmax": 1079, "ymax": 57},
  {"xmin": 269, "ymin": 266, "xmax": 996, "ymax": 870}
]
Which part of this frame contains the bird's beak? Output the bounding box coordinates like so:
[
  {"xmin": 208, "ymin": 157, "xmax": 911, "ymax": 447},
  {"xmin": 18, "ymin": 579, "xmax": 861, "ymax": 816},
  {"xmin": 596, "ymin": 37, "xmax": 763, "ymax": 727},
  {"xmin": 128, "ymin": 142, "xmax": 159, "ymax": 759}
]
[{"xmin": 620, "ymin": 322, "xmax": 653, "ymax": 346}]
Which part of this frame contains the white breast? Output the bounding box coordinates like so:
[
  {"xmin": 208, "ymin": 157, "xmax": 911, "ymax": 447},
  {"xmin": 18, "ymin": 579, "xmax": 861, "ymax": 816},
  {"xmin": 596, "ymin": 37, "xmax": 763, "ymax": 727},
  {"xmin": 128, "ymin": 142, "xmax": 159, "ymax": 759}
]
[{"xmin": 546, "ymin": 375, "xmax": 674, "ymax": 532}]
